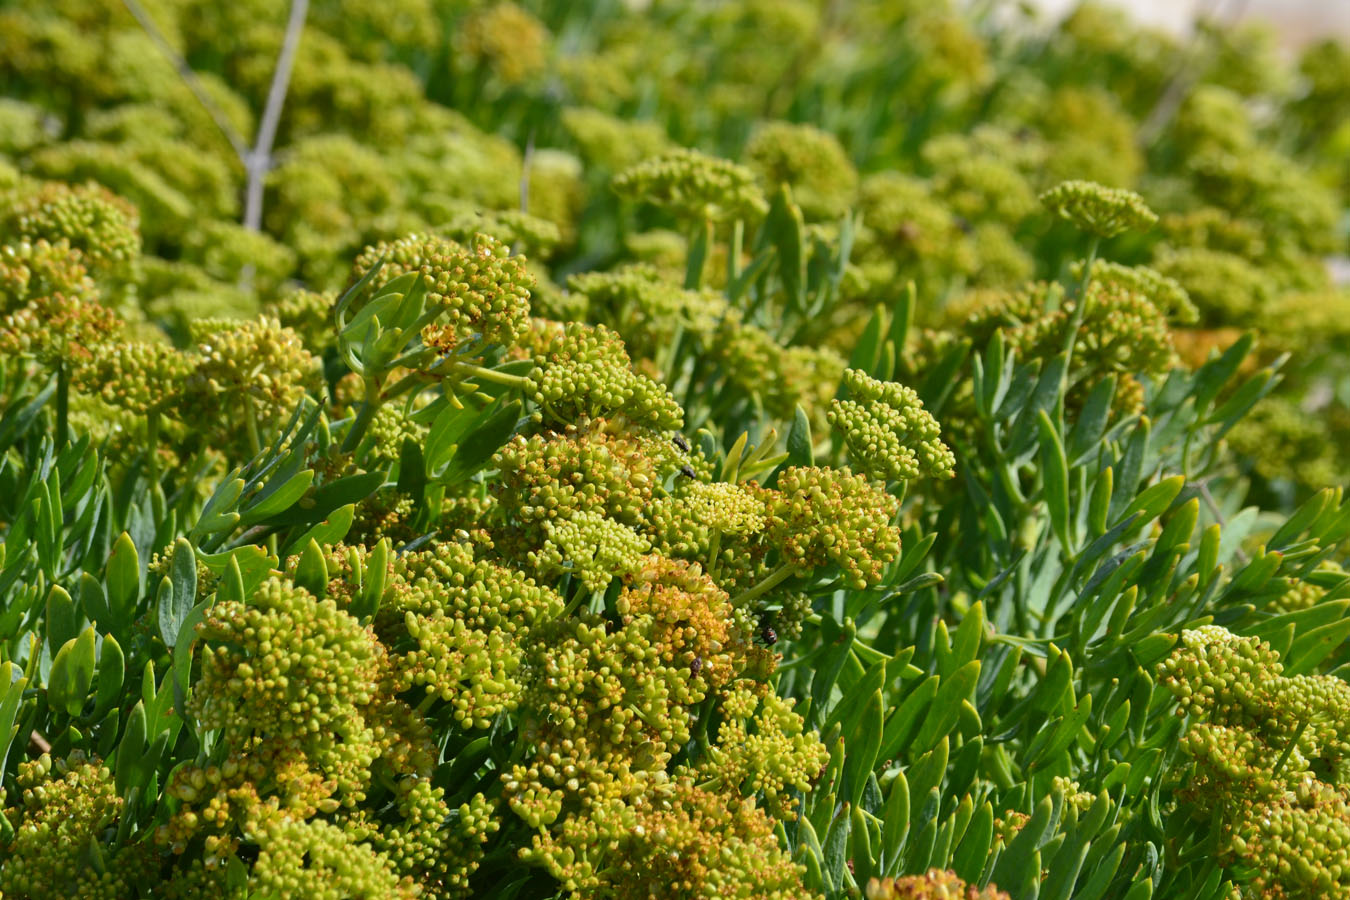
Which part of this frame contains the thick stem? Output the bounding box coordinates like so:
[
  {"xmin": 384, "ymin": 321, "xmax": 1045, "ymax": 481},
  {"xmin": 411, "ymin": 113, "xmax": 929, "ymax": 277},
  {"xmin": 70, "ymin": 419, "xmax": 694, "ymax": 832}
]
[
  {"xmin": 729, "ymin": 562, "xmax": 799, "ymax": 608},
  {"xmin": 559, "ymin": 585, "xmax": 601, "ymax": 620},
  {"xmin": 341, "ymin": 375, "xmax": 383, "ymax": 454},
  {"xmin": 686, "ymin": 216, "xmax": 714, "ymax": 290},
  {"xmin": 1272, "ymin": 718, "xmax": 1309, "ymax": 781},
  {"xmin": 55, "ymin": 360, "xmax": 70, "ymax": 448},
  {"xmin": 727, "ymin": 218, "xmax": 744, "ymax": 285},
  {"xmin": 691, "ymin": 694, "xmax": 718, "ymax": 756},
  {"xmin": 661, "ymin": 324, "xmax": 687, "ymax": 390},
  {"xmin": 1059, "ymin": 235, "xmax": 1101, "ymax": 399},
  {"xmin": 706, "ymin": 528, "xmax": 723, "ymax": 581},
  {"xmin": 450, "ymin": 362, "xmax": 530, "ymax": 390},
  {"xmin": 146, "ymin": 410, "xmax": 161, "ymax": 488},
  {"xmin": 243, "ymin": 0, "xmax": 309, "ymax": 232},
  {"xmin": 120, "ymin": 0, "xmax": 250, "ymax": 164},
  {"xmin": 241, "ymin": 393, "xmax": 262, "ymax": 457},
  {"xmin": 1073, "ymin": 237, "xmax": 1100, "ymax": 302}
]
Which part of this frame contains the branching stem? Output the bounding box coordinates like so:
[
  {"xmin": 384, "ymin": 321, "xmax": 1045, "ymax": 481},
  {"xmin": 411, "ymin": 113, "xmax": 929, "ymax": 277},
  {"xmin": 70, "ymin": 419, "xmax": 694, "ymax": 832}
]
[
  {"xmin": 450, "ymin": 362, "xmax": 530, "ymax": 390},
  {"xmin": 342, "ymin": 374, "xmax": 383, "ymax": 454},
  {"xmin": 119, "ymin": 0, "xmax": 250, "ymax": 163},
  {"xmin": 730, "ymin": 562, "xmax": 799, "ymax": 607},
  {"xmin": 243, "ymin": 0, "xmax": 309, "ymax": 233}
]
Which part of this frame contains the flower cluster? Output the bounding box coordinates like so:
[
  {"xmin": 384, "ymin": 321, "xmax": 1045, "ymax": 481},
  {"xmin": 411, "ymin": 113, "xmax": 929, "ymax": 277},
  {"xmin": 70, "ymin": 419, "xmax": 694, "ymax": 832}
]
[
  {"xmin": 702, "ymin": 689, "xmax": 830, "ymax": 816},
  {"xmin": 1078, "ymin": 259, "xmax": 1199, "ymax": 325},
  {"xmin": 745, "ymin": 120, "xmax": 858, "ymax": 219},
  {"xmin": 596, "ymin": 777, "xmax": 810, "ymax": 900},
  {"xmin": 178, "ymin": 316, "xmax": 323, "ymax": 450},
  {"xmin": 190, "ymin": 579, "xmax": 383, "ymax": 741},
  {"xmin": 74, "ymin": 339, "xmax": 191, "ymax": 414},
  {"xmin": 0, "ymin": 226, "xmax": 120, "ymax": 369},
  {"xmin": 505, "ymin": 592, "xmax": 798, "ymax": 895},
  {"xmin": 566, "ymin": 266, "xmax": 726, "ymax": 360},
  {"xmin": 1159, "ymin": 626, "xmax": 1350, "ymax": 898},
  {"xmin": 366, "ymin": 781, "xmax": 500, "ymax": 899},
  {"xmin": 455, "ymin": 2, "xmax": 552, "ymax": 87},
  {"xmin": 829, "ymin": 368, "xmax": 956, "ymax": 483},
  {"xmin": 560, "ymin": 107, "xmax": 670, "ymax": 172},
  {"xmin": 1, "ymin": 752, "xmax": 133, "ymax": 900},
  {"xmin": 353, "ymin": 232, "xmax": 534, "ymax": 356},
  {"xmin": 0, "ymin": 237, "xmax": 94, "ymax": 304},
  {"xmin": 855, "ymin": 172, "xmax": 978, "ymax": 291},
  {"xmin": 524, "ymin": 322, "xmax": 683, "ymax": 430},
  {"xmin": 958, "ymin": 279, "xmax": 1178, "ymax": 415},
  {"xmin": 708, "ymin": 308, "xmax": 848, "ymax": 426},
  {"xmin": 768, "ymin": 466, "xmax": 903, "ymax": 589},
  {"xmin": 866, "ymin": 871, "xmax": 1011, "ymax": 900},
  {"xmin": 613, "ymin": 147, "xmax": 768, "ymax": 223},
  {"xmin": 492, "ymin": 418, "xmax": 681, "ymax": 540},
  {"xmin": 0, "ymin": 273, "xmax": 120, "ymax": 367},
  {"xmin": 2, "ymin": 179, "xmax": 140, "ymax": 272},
  {"xmin": 247, "ymin": 812, "xmax": 419, "ymax": 900},
  {"xmin": 1039, "ymin": 180, "xmax": 1158, "ymax": 238},
  {"xmin": 533, "ymin": 509, "xmax": 653, "ymax": 591},
  {"xmin": 624, "ymin": 556, "xmax": 741, "ymax": 667}
]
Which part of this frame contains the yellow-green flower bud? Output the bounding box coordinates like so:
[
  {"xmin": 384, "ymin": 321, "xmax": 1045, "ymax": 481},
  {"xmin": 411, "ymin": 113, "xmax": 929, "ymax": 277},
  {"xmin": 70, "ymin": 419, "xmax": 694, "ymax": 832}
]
[
  {"xmin": 1040, "ymin": 180, "xmax": 1157, "ymax": 238},
  {"xmin": 829, "ymin": 368, "xmax": 955, "ymax": 483}
]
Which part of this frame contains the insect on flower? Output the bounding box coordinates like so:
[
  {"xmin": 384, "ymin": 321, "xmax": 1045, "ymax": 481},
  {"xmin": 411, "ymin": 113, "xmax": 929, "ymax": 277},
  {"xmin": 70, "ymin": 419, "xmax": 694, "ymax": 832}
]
[{"xmin": 757, "ymin": 612, "xmax": 778, "ymax": 647}]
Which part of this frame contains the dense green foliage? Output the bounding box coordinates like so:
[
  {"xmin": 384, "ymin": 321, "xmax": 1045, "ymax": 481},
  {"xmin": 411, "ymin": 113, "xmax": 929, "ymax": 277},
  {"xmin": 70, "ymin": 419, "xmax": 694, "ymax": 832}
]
[{"xmin": 2, "ymin": 1, "xmax": 1350, "ymax": 898}]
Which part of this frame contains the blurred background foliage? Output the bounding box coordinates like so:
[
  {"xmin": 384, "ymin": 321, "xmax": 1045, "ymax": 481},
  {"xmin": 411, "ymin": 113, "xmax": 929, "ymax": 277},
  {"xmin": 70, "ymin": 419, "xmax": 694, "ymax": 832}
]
[
  {"xmin": 1, "ymin": 0, "xmax": 1349, "ymax": 506},
  {"xmin": 4, "ymin": 2, "xmax": 1350, "ymax": 899}
]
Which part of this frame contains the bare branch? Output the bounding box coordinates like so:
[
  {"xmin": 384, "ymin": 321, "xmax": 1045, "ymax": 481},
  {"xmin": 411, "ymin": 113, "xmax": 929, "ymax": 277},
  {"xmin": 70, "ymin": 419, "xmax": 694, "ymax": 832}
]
[
  {"xmin": 1140, "ymin": 0, "xmax": 1251, "ymax": 144},
  {"xmin": 27, "ymin": 730, "xmax": 51, "ymax": 755},
  {"xmin": 119, "ymin": 0, "xmax": 251, "ymax": 165},
  {"xmin": 243, "ymin": 0, "xmax": 310, "ymax": 233}
]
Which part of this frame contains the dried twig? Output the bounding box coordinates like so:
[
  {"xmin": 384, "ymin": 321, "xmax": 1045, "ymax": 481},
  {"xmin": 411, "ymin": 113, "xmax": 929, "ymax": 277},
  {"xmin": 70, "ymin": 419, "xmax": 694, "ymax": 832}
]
[
  {"xmin": 243, "ymin": 0, "xmax": 310, "ymax": 233},
  {"xmin": 1140, "ymin": 0, "xmax": 1252, "ymax": 143},
  {"xmin": 122, "ymin": 0, "xmax": 309, "ymax": 241},
  {"xmin": 28, "ymin": 731, "xmax": 51, "ymax": 755},
  {"xmin": 119, "ymin": 0, "xmax": 250, "ymax": 165}
]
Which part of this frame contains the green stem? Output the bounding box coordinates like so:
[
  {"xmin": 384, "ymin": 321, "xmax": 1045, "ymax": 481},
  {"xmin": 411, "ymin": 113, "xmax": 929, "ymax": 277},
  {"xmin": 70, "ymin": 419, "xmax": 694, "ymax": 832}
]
[
  {"xmin": 559, "ymin": 583, "xmax": 596, "ymax": 619},
  {"xmin": 1057, "ymin": 236, "xmax": 1101, "ymax": 417},
  {"xmin": 1062, "ymin": 235, "xmax": 1100, "ymax": 365},
  {"xmin": 381, "ymin": 369, "xmax": 431, "ymax": 405},
  {"xmin": 727, "ymin": 218, "xmax": 744, "ymax": 285},
  {"xmin": 686, "ymin": 216, "xmax": 714, "ymax": 289},
  {"xmin": 696, "ymin": 774, "xmax": 724, "ymax": 793},
  {"xmin": 662, "ymin": 324, "xmax": 687, "ymax": 390},
  {"xmin": 146, "ymin": 410, "xmax": 161, "ymax": 490},
  {"xmin": 114, "ymin": 786, "xmax": 141, "ymax": 845},
  {"xmin": 706, "ymin": 528, "xmax": 723, "ymax": 581},
  {"xmin": 55, "ymin": 360, "xmax": 69, "ymax": 448},
  {"xmin": 342, "ymin": 375, "xmax": 383, "ymax": 454},
  {"xmin": 1271, "ymin": 718, "xmax": 1309, "ymax": 781},
  {"xmin": 729, "ymin": 562, "xmax": 799, "ymax": 607},
  {"xmin": 450, "ymin": 362, "xmax": 530, "ymax": 390},
  {"xmin": 692, "ymin": 694, "xmax": 718, "ymax": 755},
  {"xmin": 241, "ymin": 393, "xmax": 262, "ymax": 457}
]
